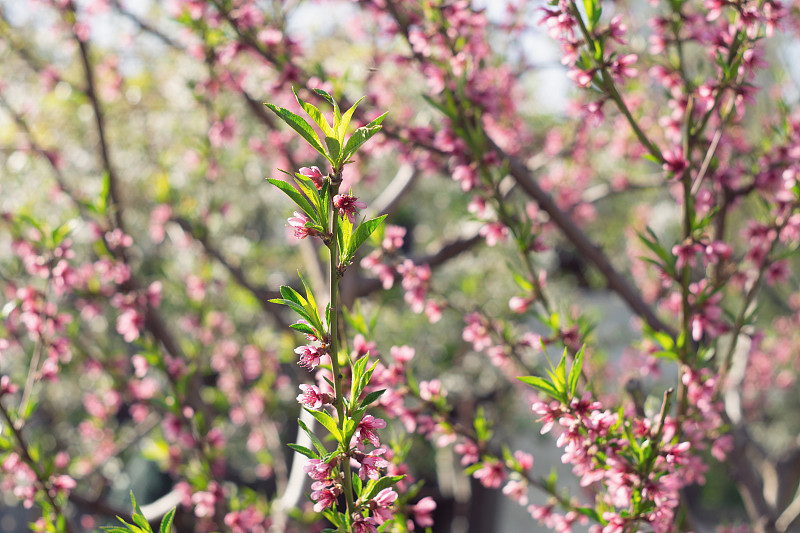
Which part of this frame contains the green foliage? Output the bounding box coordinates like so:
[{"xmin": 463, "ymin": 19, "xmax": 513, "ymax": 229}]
[
  {"xmin": 266, "ymin": 88, "xmax": 386, "ymax": 169},
  {"xmin": 518, "ymin": 346, "xmax": 586, "ymax": 403},
  {"xmin": 100, "ymin": 492, "xmax": 175, "ymax": 533}
]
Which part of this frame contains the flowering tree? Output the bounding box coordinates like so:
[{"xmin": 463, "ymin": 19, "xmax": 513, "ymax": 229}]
[{"xmin": 1, "ymin": 0, "xmax": 800, "ymax": 532}]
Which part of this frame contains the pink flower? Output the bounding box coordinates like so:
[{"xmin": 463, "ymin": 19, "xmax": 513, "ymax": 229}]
[
  {"xmin": 287, "ymin": 212, "xmax": 320, "ymax": 240},
  {"xmin": 352, "ymin": 515, "xmax": 379, "ymax": 533},
  {"xmin": 672, "ymin": 242, "xmax": 702, "ymax": 270},
  {"xmin": 409, "ymin": 497, "xmax": 436, "ymax": 527},
  {"xmin": 766, "ymin": 260, "xmax": 790, "ymax": 285},
  {"xmin": 607, "ymin": 15, "xmax": 628, "ymax": 43},
  {"xmin": 149, "ymin": 204, "xmax": 172, "ymax": 244},
  {"xmin": 297, "ymin": 384, "xmax": 327, "ymax": 410},
  {"xmin": 0, "ymin": 375, "xmax": 18, "ymax": 396},
  {"xmin": 514, "ymin": 450, "xmax": 534, "ymax": 472},
  {"xmin": 662, "ymin": 148, "xmax": 688, "ymax": 177},
  {"xmin": 397, "ymin": 260, "xmax": 431, "ymax": 313},
  {"xmin": 382, "ymin": 225, "xmax": 406, "ymax": 251},
  {"xmin": 419, "ymin": 379, "xmax": 445, "ymax": 401},
  {"xmin": 455, "ymin": 439, "xmax": 480, "ymax": 465},
  {"xmin": 299, "ymin": 166, "xmax": 325, "ymax": 189},
  {"xmin": 370, "ymin": 487, "xmax": 398, "ymax": 524},
  {"xmin": 502, "ymin": 479, "xmax": 529, "ymax": 505},
  {"xmin": 462, "ymin": 312, "xmax": 492, "ymax": 352},
  {"xmin": 224, "ymin": 507, "xmax": 266, "ymax": 533},
  {"xmin": 453, "ymin": 164, "xmax": 479, "ymax": 191},
  {"xmin": 49, "ymin": 475, "xmax": 76, "ymax": 497},
  {"xmin": 355, "ymin": 415, "xmax": 387, "ymax": 447},
  {"xmin": 532, "ymin": 400, "xmax": 562, "ymax": 434},
  {"xmin": 509, "ymin": 296, "xmax": 531, "ymax": 314},
  {"xmin": 294, "ymin": 345, "xmax": 325, "ymax": 370},
  {"xmin": 333, "ymin": 193, "xmax": 367, "ymax": 223},
  {"xmin": 116, "ymin": 308, "xmax": 144, "ymax": 343},
  {"xmin": 310, "ymin": 480, "xmax": 340, "ymax": 512},
  {"xmin": 609, "ymin": 54, "xmax": 638, "ymax": 81},
  {"xmin": 480, "ymin": 222, "xmax": 509, "ymax": 246},
  {"xmin": 355, "ymin": 448, "xmax": 390, "ymax": 480},
  {"xmin": 304, "ymin": 458, "xmax": 336, "ymax": 481},
  {"xmin": 208, "ymin": 116, "xmax": 237, "ymax": 147},
  {"xmin": 473, "ymin": 458, "xmax": 507, "ymax": 488},
  {"xmin": 424, "ymin": 299, "xmax": 443, "ymax": 323},
  {"xmin": 390, "ymin": 345, "xmax": 415, "ymax": 364},
  {"xmin": 192, "ymin": 490, "xmax": 217, "ymax": 518}
]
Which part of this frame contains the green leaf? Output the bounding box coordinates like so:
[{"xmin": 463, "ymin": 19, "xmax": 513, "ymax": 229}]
[
  {"xmin": 577, "ymin": 506, "xmax": 601, "ymax": 522},
  {"xmin": 269, "ymin": 298, "xmax": 314, "ymax": 324},
  {"xmin": 132, "ymin": 514, "xmax": 151, "ymax": 532},
  {"xmin": 517, "ymin": 375, "xmax": 561, "ymax": 400},
  {"xmin": 280, "ymin": 285, "xmax": 307, "ymax": 309},
  {"xmin": 473, "ymin": 407, "xmax": 492, "ymax": 442},
  {"xmin": 129, "ymin": 493, "xmax": 150, "ymax": 531},
  {"xmin": 336, "ymin": 215, "xmax": 346, "ymax": 260},
  {"xmin": 554, "ymin": 348, "xmax": 568, "ymax": 392},
  {"xmin": 288, "ymin": 443, "xmax": 319, "ymax": 459},
  {"xmin": 292, "ymin": 171, "xmax": 324, "ymax": 225},
  {"xmin": 159, "ymin": 509, "xmax": 176, "ymax": 533},
  {"xmin": 463, "ymin": 462, "xmax": 483, "ymax": 475},
  {"xmin": 362, "ymin": 475, "xmax": 406, "ymax": 501},
  {"xmin": 294, "ymin": 87, "xmax": 336, "ymax": 138},
  {"xmin": 352, "ymin": 355, "xmax": 370, "ymax": 393},
  {"xmin": 338, "ymin": 96, "xmax": 365, "ymax": 145},
  {"xmin": 568, "ymin": 345, "xmax": 585, "ymax": 398},
  {"xmin": 307, "ymin": 409, "xmax": 342, "ymax": 441},
  {"xmin": 583, "ymin": 0, "xmax": 596, "ymax": 30},
  {"xmin": 311, "ymin": 88, "xmax": 342, "ymax": 128},
  {"xmin": 341, "ymin": 112, "xmax": 388, "ymax": 159},
  {"xmin": 325, "ymin": 136, "xmax": 341, "ymax": 163},
  {"xmin": 358, "ymin": 360, "xmax": 379, "ymax": 398},
  {"xmin": 51, "ymin": 219, "xmax": 79, "ymax": 246},
  {"xmin": 298, "ymin": 418, "xmax": 328, "ymax": 456},
  {"xmin": 115, "ymin": 516, "xmax": 147, "ymax": 533},
  {"xmin": 360, "ymin": 389, "xmax": 386, "ymax": 408},
  {"xmin": 421, "ymin": 94, "xmax": 454, "ymax": 119},
  {"xmin": 339, "ymin": 209, "xmax": 354, "ymax": 255},
  {"xmin": 289, "ymin": 321, "xmax": 318, "ymax": 337},
  {"xmin": 102, "ymin": 528, "xmax": 134, "ymax": 533},
  {"xmin": 511, "ymin": 270, "xmax": 533, "ymax": 291},
  {"xmin": 264, "ymin": 103, "xmax": 329, "ymax": 160},
  {"xmin": 321, "ymin": 179, "xmax": 330, "ymax": 223},
  {"xmin": 299, "ymin": 273, "xmax": 322, "ymax": 329},
  {"xmin": 95, "ymin": 171, "xmax": 110, "ymax": 215},
  {"xmin": 344, "ymin": 215, "xmax": 387, "ymax": 262},
  {"xmin": 267, "ymin": 178, "xmax": 317, "ymax": 222}
]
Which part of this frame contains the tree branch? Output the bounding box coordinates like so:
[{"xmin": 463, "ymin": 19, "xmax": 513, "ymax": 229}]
[{"xmin": 487, "ymin": 137, "xmax": 675, "ymax": 337}]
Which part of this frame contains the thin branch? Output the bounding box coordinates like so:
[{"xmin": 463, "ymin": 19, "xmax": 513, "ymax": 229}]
[
  {"xmin": 353, "ymin": 233, "xmax": 484, "ymax": 300},
  {"xmin": 487, "ymin": 137, "xmax": 675, "ymax": 337},
  {"xmin": 72, "ymin": 16, "xmax": 125, "ymax": 234},
  {"xmin": 109, "ymin": 0, "xmax": 183, "ymax": 50}
]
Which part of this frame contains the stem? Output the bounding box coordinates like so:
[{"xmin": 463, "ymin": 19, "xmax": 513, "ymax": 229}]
[
  {"xmin": 326, "ymin": 178, "xmax": 356, "ymax": 526},
  {"xmin": 568, "ymin": 1, "xmax": 664, "ymax": 163},
  {"xmin": 18, "ymin": 333, "xmax": 44, "ymax": 426}
]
